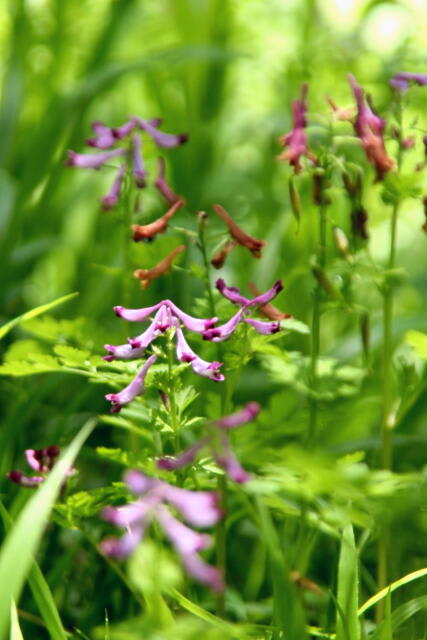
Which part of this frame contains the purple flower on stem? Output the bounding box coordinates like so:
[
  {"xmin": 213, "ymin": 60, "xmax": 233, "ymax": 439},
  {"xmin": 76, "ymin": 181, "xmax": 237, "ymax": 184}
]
[
  {"xmin": 101, "ymin": 163, "xmax": 126, "ymax": 211},
  {"xmin": 66, "ymin": 148, "xmax": 126, "ymax": 169},
  {"xmin": 105, "ymin": 354, "xmax": 158, "ymax": 413},
  {"xmin": 131, "ymin": 133, "xmax": 147, "ymax": 188},
  {"xmin": 135, "ymin": 117, "xmax": 188, "ymax": 148},
  {"xmin": 390, "ymin": 72, "xmax": 427, "ymax": 92},
  {"xmin": 100, "ymin": 470, "xmax": 223, "ymax": 591},
  {"xmin": 278, "ymin": 83, "xmax": 316, "ymax": 173},
  {"xmin": 157, "ymin": 402, "xmax": 261, "ymax": 483},
  {"xmin": 86, "ymin": 121, "xmax": 117, "ymax": 149},
  {"xmin": 7, "ymin": 445, "xmax": 73, "ymax": 489},
  {"xmin": 175, "ymin": 325, "xmax": 224, "ymax": 381}
]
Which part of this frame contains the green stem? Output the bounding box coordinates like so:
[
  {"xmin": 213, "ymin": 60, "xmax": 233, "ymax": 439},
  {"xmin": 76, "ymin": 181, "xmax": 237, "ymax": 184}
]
[
  {"xmin": 377, "ymin": 102, "xmax": 403, "ymax": 617},
  {"xmin": 308, "ymin": 199, "xmax": 328, "ymax": 443},
  {"xmin": 166, "ymin": 336, "xmax": 179, "ymax": 442}
]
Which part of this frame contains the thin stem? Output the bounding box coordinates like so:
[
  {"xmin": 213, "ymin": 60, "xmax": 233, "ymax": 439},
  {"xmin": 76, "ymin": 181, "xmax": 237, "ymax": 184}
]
[
  {"xmin": 166, "ymin": 335, "xmax": 179, "ymax": 440},
  {"xmin": 308, "ymin": 199, "xmax": 328, "ymax": 443},
  {"xmin": 377, "ymin": 100, "xmax": 403, "ymax": 618}
]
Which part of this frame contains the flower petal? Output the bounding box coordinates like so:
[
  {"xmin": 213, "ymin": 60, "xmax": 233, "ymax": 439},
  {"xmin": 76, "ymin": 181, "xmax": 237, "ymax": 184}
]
[
  {"xmin": 105, "ymin": 353, "xmax": 157, "ymax": 412},
  {"xmin": 211, "ymin": 402, "xmax": 261, "ymax": 430},
  {"xmin": 100, "ymin": 527, "xmax": 144, "ymax": 558},
  {"xmin": 66, "ymin": 148, "xmax": 125, "ymax": 169},
  {"xmin": 202, "ymin": 308, "xmax": 245, "ymax": 342},
  {"xmin": 215, "ymin": 279, "xmax": 250, "ymax": 306},
  {"xmin": 244, "ymin": 318, "xmax": 281, "ymax": 335},
  {"xmin": 113, "ymin": 302, "xmax": 164, "ymax": 322},
  {"xmin": 157, "ymin": 438, "xmax": 208, "ymax": 470},
  {"xmin": 101, "ymin": 163, "xmax": 126, "ymax": 210},
  {"xmin": 175, "ymin": 326, "xmax": 224, "ymax": 381},
  {"xmin": 167, "ymin": 300, "xmax": 217, "ymax": 333},
  {"xmin": 181, "ymin": 553, "xmax": 224, "ymax": 592},
  {"xmin": 157, "ymin": 506, "xmax": 211, "ymax": 554},
  {"xmin": 163, "ymin": 486, "xmax": 222, "ymax": 528},
  {"xmin": 136, "ymin": 118, "xmax": 188, "ymax": 148},
  {"xmin": 131, "ymin": 133, "xmax": 147, "ymax": 188}
]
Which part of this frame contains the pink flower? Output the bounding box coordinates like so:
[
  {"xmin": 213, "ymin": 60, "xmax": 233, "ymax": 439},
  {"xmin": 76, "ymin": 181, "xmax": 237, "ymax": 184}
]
[
  {"xmin": 7, "ymin": 445, "xmax": 73, "ymax": 489},
  {"xmin": 390, "ymin": 72, "xmax": 427, "ymax": 92},
  {"xmin": 278, "ymin": 83, "xmax": 316, "ymax": 173},
  {"xmin": 66, "ymin": 148, "xmax": 125, "ymax": 169},
  {"xmin": 101, "ymin": 163, "xmax": 126, "ymax": 210},
  {"xmin": 105, "ymin": 354, "xmax": 158, "ymax": 413},
  {"xmin": 348, "ymin": 74, "xmax": 394, "ymax": 181},
  {"xmin": 157, "ymin": 402, "xmax": 260, "ymax": 483},
  {"xmin": 100, "ymin": 471, "xmax": 223, "ymax": 591}
]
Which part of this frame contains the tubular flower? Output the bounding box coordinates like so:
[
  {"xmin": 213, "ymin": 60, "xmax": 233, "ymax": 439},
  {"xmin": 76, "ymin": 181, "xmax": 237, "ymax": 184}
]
[
  {"xmin": 131, "ymin": 200, "xmax": 184, "ymax": 242},
  {"xmin": 100, "ymin": 470, "xmax": 223, "ymax": 591},
  {"xmin": 212, "ymin": 204, "xmax": 266, "ymax": 258},
  {"xmin": 390, "ymin": 72, "xmax": 427, "ymax": 92},
  {"xmin": 154, "ymin": 157, "xmax": 183, "ymax": 205},
  {"xmin": 67, "ymin": 116, "xmax": 187, "ymax": 209},
  {"xmin": 133, "ymin": 245, "xmax": 185, "ymax": 289},
  {"xmin": 201, "ymin": 278, "xmax": 284, "ymax": 342},
  {"xmin": 157, "ymin": 402, "xmax": 261, "ymax": 483},
  {"xmin": 211, "ymin": 240, "xmax": 236, "ymax": 269},
  {"xmin": 105, "ymin": 354, "xmax": 158, "ymax": 413},
  {"xmin": 278, "ymin": 83, "xmax": 316, "ymax": 173},
  {"xmin": 348, "ymin": 74, "xmax": 394, "ymax": 181},
  {"xmin": 247, "ymin": 282, "xmax": 292, "ymax": 321},
  {"xmin": 6, "ymin": 446, "xmax": 73, "ymax": 488}
]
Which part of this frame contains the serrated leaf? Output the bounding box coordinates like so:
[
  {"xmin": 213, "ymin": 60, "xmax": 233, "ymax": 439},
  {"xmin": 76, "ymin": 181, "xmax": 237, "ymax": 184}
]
[
  {"xmin": 54, "ymin": 345, "xmax": 90, "ymax": 366},
  {"xmin": 0, "ymin": 354, "xmax": 62, "ymax": 377}
]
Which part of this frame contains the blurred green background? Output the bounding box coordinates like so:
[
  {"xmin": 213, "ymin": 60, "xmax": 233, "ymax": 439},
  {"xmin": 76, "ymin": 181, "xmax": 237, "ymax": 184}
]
[{"xmin": 1, "ymin": 0, "xmax": 427, "ymax": 635}]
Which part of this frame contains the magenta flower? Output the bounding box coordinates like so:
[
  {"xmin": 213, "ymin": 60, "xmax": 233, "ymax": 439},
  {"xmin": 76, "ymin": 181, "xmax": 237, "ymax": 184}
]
[
  {"xmin": 67, "ymin": 116, "xmax": 187, "ymax": 209},
  {"xmin": 100, "ymin": 470, "xmax": 223, "ymax": 591},
  {"xmin": 278, "ymin": 83, "xmax": 316, "ymax": 173},
  {"xmin": 390, "ymin": 72, "xmax": 427, "ymax": 92},
  {"xmin": 6, "ymin": 445, "xmax": 73, "ymax": 489},
  {"xmin": 348, "ymin": 74, "xmax": 394, "ymax": 181},
  {"xmin": 154, "ymin": 157, "xmax": 182, "ymax": 205},
  {"xmin": 158, "ymin": 402, "xmax": 261, "ymax": 483},
  {"xmin": 105, "ymin": 354, "xmax": 158, "ymax": 413},
  {"xmin": 201, "ymin": 279, "xmax": 284, "ymax": 342}
]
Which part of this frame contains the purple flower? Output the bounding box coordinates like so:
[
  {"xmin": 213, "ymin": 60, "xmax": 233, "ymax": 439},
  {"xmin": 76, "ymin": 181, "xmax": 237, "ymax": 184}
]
[
  {"xmin": 278, "ymin": 83, "xmax": 316, "ymax": 173},
  {"xmin": 105, "ymin": 354, "xmax": 158, "ymax": 413},
  {"xmin": 348, "ymin": 74, "xmax": 394, "ymax": 181},
  {"xmin": 175, "ymin": 325, "xmax": 224, "ymax": 381},
  {"xmin": 101, "ymin": 163, "xmax": 126, "ymax": 211},
  {"xmin": 86, "ymin": 121, "xmax": 116, "ymax": 149},
  {"xmin": 100, "ymin": 471, "xmax": 223, "ymax": 591},
  {"xmin": 201, "ymin": 279, "xmax": 284, "ymax": 342},
  {"xmin": 157, "ymin": 402, "xmax": 260, "ymax": 483},
  {"xmin": 7, "ymin": 445, "xmax": 72, "ymax": 489},
  {"xmin": 390, "ymin": 72, "xmax": 427, "ymax": 92},
  {"xmin": 131, "ymin": 133, "xmax": 147, "ymax": 188},
  {"xmin": 135, "ymin": 117, "xmax": 188, "ymax": 148},
  {"xmin": 66, "ymin": 148, "xmax": 126, "ymax": 169}
]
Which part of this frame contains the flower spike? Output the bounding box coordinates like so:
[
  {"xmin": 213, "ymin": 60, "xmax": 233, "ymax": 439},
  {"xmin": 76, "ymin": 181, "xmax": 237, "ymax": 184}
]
[{"xmin": 278, "ymin": 83, "xmax": 316, "ymax": 173}]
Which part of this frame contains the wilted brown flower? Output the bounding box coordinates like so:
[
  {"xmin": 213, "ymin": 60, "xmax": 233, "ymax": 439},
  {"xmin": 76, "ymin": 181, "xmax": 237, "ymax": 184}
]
[
  {"xmin": 211, "ymin": 240, "xmax": 236, "ymax": 269},
  {"xmin": 212, "ymin": 204, "xmax": 266, "ymax": 258},
  {"xmin": 132, "ymin": 200, "xmax": 184, "ymax": 242},
  {"xmin": 133, "ymin": 245, "xmax": 186, "ymax": 289}
]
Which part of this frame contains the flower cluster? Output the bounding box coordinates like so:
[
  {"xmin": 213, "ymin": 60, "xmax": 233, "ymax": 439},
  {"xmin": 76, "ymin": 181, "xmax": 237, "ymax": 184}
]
[
  {"xmin": 100, "ymin": 470, "xmax": 223, "ymax": 591},
  {"xmin": 158, "ymin": 402, "xmax": 261, "ymax": 483},
  {"xmin": 67, "ymin": 116, "xmax": 187, "ymax": 210},
  {"xmin": 7, "ymin": 446, "xmax": 73, "ymax": 488},
  {"xmin": 103, "ymin": 281, "xmax": 284, "ymax": 412}
]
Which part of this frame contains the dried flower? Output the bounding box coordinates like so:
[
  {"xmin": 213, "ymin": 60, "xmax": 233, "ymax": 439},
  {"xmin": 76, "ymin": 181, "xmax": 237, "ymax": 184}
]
[
  {"xmin": 390, "ymin": 72, "xmax": 427, "ymax": 92},
  {"xmin": 348, "ymin": 74, "xmax": 394, "ymax": 181},
  {"xmin": 100, "ymin": 470, "xmax": 223, "ymax": 591},
  {"xmin": 278, "ymin": 83, "xmax": 316, "ymax": 173},
  {"xmin": 211, "ymin": 240, "xmax": 236, "ymax": 269},
  {"xmin": 133, "ymin": 245, "xmax": 186, "ymax": 289},
  {"xmin": 131, "ymin": 200, "xmax": 184, "ymax": 242},
  {"xmin": 158, "ymin": 402, "xmax": 260, "ymax": 483},
  {"xmin": 212, "ymin": 204, "xmax": 266, "ymax": 258}
]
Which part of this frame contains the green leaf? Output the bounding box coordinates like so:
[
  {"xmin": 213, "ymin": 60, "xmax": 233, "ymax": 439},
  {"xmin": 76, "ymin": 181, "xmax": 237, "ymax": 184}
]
[
  {"xmin": 0, "ymin": 292, "xmax": 78, "ymax": 340},
  {"xmin": 336, "ymin": 524, "xmax": 360, "ymax": 640},
  {"xmin": 0, "ymin": 417, "xmax": 96, "ymax": 637}
]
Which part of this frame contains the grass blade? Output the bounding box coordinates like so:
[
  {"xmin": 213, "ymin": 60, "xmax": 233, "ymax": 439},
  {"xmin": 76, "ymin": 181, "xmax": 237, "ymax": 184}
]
[
  {"xmin": 0, "ymin": 292, "xmax": 78, "ymax": 340},
  {"xmin": 336, "ymin": 524, "xmax": 360, "ymax": 640},
  {"xmin": 0, "ymin": 416, "xmax": 96, "ymax": 639},
  {"xmin": 0, "ymin": 503, "xmax": 68, "ymax": 640},
  {"xmin": 358, "ymin": 568, "xmax": 427, "ymax": 616},
  {"xmin": 9, "ymin": 601, "xmax": 23, "ymax": 640}
]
